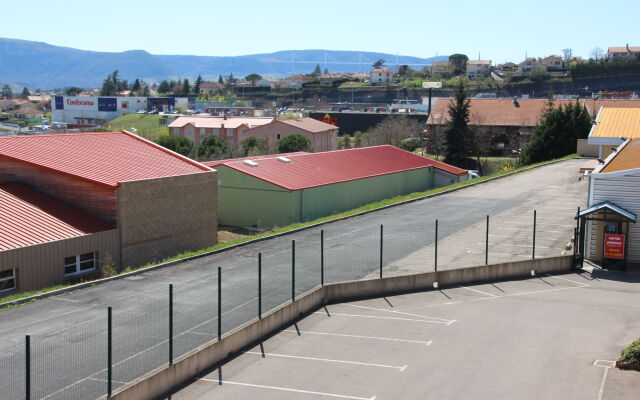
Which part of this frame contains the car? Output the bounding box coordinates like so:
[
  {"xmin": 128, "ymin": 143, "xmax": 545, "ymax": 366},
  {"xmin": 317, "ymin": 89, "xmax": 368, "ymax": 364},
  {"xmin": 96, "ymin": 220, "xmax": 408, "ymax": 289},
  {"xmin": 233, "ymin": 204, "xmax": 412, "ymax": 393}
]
[{"xmin": 468, "ymin": 170, "xmax": 481, "ymax": 179}]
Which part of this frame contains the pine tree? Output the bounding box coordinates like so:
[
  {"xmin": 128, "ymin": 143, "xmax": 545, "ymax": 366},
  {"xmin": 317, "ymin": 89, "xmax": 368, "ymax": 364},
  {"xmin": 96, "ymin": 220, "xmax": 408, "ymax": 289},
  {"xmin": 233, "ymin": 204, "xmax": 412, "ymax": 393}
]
[
  {"xmin": 132, "ymin": 79, "xmax": 141, "ymax": 93},
  {"xmin": 520, "ymin": 99, "xmax": 592, "ymax": 164},
  {"xmin": 218, "ymin": 75, "xmax": 224, "ymax": 84},
  {"xmin": 312, "ymin": 64, "xmax": 321, "ymax": 77},
  {"xmin": 21, "ymin": 86, "xmax": 31, "ymax": 98},
  {"xmin": 444, "ymin": 81, "xmax": 471, "ymax": 165},
  {"xmin": 1, "ymin": 84, "xmax": 13, "ymax": 98},
  {"xmin": 194, "ymin": 75, "xmax": 203, "ymax": 96},
  {"xmin": 182, "ymin": 79, "xmax": 191, "ymax": 96},
  {"xmin": 157, "ymin": 80, "xmax": 170, "ymax": 94},
  {"xmin": 142, "ymin": 85, "xmax": 150, "ymax": 96}
]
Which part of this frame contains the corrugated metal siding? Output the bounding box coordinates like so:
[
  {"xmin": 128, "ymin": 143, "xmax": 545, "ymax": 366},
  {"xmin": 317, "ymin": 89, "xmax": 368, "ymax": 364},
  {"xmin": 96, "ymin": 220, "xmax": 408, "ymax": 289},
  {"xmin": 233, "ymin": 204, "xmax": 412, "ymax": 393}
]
[
  {"xmin": 301, "ymin": 168, "xmax": 433, "ymax": 222},
  {"xmin": 0, "ymin": 229, "xmax": 120, "ymax": 295},
  {"xmin": 589, "ymin": 173, "xmax": 640, "ymax": 262}
]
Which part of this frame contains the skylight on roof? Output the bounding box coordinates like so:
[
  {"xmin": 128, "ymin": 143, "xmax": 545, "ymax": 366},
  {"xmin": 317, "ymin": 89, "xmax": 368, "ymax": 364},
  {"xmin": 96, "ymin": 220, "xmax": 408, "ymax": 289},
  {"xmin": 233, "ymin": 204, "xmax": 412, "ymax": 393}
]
[{"xmin": 243, "ymin": 160, "xmax": 259, "ymax": 167}]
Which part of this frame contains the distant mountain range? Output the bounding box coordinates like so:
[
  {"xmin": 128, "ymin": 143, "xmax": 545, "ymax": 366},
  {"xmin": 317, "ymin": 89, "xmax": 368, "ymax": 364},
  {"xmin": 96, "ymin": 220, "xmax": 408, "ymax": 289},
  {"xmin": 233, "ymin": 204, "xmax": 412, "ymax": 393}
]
[{"xmin": 0, "ymin": 38, "xmax": 447, "ymax": 89}]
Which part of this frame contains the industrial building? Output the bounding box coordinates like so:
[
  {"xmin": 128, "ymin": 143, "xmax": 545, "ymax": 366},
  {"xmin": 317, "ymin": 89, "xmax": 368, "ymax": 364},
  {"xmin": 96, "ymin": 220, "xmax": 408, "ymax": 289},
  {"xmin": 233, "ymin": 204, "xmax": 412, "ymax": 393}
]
[
  {"xmin": 0, "ymin": 131, "xmax": 217, "ymax": 296},
  {"xmin": 51, "ymin": 96, "xmax": 185, "ymax": 127},
  {"xmin": 204, "ymin": 146, "xmax": 467, "ymax": 228},
  {"xmin": 579, "ymin": 109, "xmax": 640, "ymax": 269}
]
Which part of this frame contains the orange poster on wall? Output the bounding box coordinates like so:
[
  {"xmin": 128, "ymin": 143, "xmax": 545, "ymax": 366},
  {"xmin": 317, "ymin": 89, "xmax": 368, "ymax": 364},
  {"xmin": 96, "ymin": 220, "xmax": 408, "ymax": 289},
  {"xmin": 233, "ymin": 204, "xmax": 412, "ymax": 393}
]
[{"xmin": 604, "ymin": 234, "xmax": 625, "ymax": 259}]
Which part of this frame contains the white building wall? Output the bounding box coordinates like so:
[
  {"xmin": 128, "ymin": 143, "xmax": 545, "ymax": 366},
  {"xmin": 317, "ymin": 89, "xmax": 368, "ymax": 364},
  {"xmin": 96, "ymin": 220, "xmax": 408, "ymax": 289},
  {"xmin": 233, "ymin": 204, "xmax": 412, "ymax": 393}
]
[{"xmin": 588, "ymin": 172, "xmax": 640, "ymax": 262}]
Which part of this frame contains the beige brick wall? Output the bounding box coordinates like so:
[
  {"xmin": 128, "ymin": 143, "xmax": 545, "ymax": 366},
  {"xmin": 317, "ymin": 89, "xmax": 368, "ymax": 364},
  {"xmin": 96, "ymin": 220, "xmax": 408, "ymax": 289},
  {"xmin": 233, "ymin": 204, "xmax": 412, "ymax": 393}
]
[{"xmin": 117, "ymin": 172, "xmax": 218, "ymax": 268}]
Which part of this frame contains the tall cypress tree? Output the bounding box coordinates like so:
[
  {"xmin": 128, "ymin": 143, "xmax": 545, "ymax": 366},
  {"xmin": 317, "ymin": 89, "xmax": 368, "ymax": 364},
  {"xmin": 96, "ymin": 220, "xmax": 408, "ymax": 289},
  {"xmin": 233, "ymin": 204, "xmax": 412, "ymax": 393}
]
[
  {"xmin": 444, "ymin": 81, "xmax": 471, "ymax": 166},
  {"xmin": 194, "ymin": 75, "xmax": 203, "ymax": 96}
]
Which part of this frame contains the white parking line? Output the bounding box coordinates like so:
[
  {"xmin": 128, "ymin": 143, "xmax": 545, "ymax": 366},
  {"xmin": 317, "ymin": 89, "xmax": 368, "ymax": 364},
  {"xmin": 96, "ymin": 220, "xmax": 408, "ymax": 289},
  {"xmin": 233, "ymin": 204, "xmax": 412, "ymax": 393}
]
[
  {"xmin": 401, "ymin": 284, "xmax": 589, "ymax": 312},
  {"xmin": 283, "ymin": 329, "xmax": 433, "ymax": 346},
  {"xmin": 459, "ymin": 286, "xmax": 498, "ymax": 297},
  {"xmin": 597, "ymin": 367, "xmax": 609, "ymax": 400},
  {"xmin": 88, "ymin": 377, "xmax": 128, "ymax": 385},
  {"xmin": 343, "ymin": 304, "xmax": 456, "ymax": 324},
  {"xmin": 200, "ymin": 378, "xmax": 376, "ymax": 400},
  {"xmin": 244, "ymin": 351, "xmax": 407, "ymax": 371},
  {"xmin": 314, "ymin": 312, "xmax": 449, "ymax": 324},
  {"xmin": 544, "ymin": 274, "xmax": 590, "ymax": 287}
]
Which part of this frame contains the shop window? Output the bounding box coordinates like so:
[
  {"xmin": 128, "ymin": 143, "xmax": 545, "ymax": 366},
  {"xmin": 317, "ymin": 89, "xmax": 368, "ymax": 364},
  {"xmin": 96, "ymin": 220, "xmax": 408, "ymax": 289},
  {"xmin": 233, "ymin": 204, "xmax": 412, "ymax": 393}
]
[
  {"xmin": 64, "ymin": 252, "xmax": 96, "ymax": 276},
  {"xmin": 0, "ymin": 269, "xmax": 16, "ymax": 293}
]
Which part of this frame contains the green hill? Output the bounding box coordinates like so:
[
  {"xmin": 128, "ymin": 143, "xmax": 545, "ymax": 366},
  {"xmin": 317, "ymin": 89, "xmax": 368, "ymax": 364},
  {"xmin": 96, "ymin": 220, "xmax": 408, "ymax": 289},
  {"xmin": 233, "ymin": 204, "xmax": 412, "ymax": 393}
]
[{"xmin": 106, "ymin": 114, "xmax": 168, "ymax": 140}]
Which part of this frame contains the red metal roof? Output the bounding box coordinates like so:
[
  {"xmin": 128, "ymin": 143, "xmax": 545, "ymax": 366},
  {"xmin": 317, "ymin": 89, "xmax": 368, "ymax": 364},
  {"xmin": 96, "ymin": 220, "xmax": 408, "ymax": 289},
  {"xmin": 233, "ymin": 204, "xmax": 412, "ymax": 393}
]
[
  {"xmin": 218, "ymin": 145, "xmax": 467, "ymax": 191},
  {"xmin": 0, "ymin": 182, "xmax": 112, "ymax": 251},
  {"xmin": 0, "ymin": 131, "xmax": 211, "ymax": 188},
  {"xmin": 202, "ymin": 152, "xmax": 310, "ymax": 168}
]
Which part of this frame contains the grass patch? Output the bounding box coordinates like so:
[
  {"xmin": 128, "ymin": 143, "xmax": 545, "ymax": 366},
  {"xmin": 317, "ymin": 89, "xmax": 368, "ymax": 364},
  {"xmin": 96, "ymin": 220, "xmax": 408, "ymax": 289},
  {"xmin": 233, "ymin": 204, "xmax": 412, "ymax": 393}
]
[
  {"xmin": 106, "ymin": 114, "xmax": 168, "ymax": 140},
  {"xmin": 0, "ymin": 284, "xmax": 72, "ymax": 308},
  {"xmin": 0, "ymin": 153, "xmax": 577, "ymax": 309}
]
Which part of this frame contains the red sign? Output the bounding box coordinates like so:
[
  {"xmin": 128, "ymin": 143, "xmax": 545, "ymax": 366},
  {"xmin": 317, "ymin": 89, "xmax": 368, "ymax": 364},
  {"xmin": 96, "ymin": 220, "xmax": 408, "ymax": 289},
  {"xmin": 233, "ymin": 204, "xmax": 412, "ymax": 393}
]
[
  {"xmin": 604, "ymin": 234, "xmax": 625, "ymax": 259},
  {"xmin": 317, "ymin": 114, "xmax": 338, "ymax": 126}
]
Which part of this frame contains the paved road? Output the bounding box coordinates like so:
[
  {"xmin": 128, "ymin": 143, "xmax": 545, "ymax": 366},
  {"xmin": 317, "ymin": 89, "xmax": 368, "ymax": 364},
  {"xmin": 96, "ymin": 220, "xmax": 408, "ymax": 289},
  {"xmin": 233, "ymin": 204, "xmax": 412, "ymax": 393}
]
[
  {"xmin": 0, "ymin": 159, "xmax": 587, "ymax": 399},
  {"xmin": 171, "ymin": 269, "xmax": 640, "ymax": 400}
]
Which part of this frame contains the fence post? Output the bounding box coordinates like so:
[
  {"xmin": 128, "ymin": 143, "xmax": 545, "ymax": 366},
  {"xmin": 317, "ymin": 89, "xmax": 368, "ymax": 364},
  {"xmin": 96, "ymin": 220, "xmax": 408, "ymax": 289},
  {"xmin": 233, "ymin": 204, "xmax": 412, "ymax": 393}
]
[
  {"xmin": 532, "ymin": 210, "xmax": 537, "ymax": 259},
  {"xmin": 25, "ymin": 335, "xmax": 30, "ymax": 400},
  {"xmin": 217, "ymin": 267, "xmax": 222, "ymax": 341},
  {"xmin": 434, "ymin": 220, "xmax": 438, "ymax": 272},
  {"xmin": 291, "ymin": 240, "xmax": 296, "ymax": 302},
  {"xmin": 169, "ymin": 284, "xmax": 173, "ymax": 366},
  {"xmin": 107, "ymin": 306, "xmax": 112, "ymax": 398},
  {"xmin": 379, "ymin": 224, "xmax": 384, "ymax": 278},
  {"xmin": 320, "ymin": 230, "xmax": 324, "ymax": 286},
  {"xmin": 485, "ymin": 215, "xmax": 489, "ymax": 266},
  {"xmin": 258, "ymin": 253, "xmax": 262, "ymax": 319}
]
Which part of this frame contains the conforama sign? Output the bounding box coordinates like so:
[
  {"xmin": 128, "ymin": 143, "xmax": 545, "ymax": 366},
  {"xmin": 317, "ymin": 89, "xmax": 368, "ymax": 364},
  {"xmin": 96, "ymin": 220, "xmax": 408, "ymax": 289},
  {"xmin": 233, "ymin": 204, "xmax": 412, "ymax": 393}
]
[{"xmin": 55, "ymin": 96, "xmax": 118, "ymax": 112}]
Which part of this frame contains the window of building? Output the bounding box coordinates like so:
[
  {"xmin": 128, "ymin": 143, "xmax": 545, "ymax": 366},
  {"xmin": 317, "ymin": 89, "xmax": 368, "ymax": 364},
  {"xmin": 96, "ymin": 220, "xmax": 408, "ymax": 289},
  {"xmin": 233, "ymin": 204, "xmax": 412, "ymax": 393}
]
[
  {"xmin": 276, "ymin": 133, "xmax": 281, "ymax": 140},
  {"xmin": 214, "ymin": 128, "xmax": 220, "ymax": 136},
  {"xmin": 0, "ymin": 269, "xmax": 16, "ymax": 293},
  {"xmin": 200, "ymin": 128, "xmax": 206, "ymax": 136},
  {"xmin": 64, "ymin": 252, "xmax": 96, "ymax": 276},
  {"xmin": 226, "ymin": 128, "xmax": 234, "ymax": 137}
]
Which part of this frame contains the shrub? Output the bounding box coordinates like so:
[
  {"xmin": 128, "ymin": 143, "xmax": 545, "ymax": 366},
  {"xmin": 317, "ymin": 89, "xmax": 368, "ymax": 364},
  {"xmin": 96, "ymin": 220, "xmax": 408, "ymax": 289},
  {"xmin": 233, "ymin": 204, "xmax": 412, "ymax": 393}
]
[
  {"xmin": 400, "ymin": 137, "xmax": 422, "ymax": 152},
  {"xmin": 620, "ymin": 338, "xmax": 640, "ymax": 363},
  {"xmin": 100, "ymin": 253, "xmax": 118, "ymax": 278},
  {"xmin": 277, "ymin": 134, "xmax": 311, "ymax": 153}
]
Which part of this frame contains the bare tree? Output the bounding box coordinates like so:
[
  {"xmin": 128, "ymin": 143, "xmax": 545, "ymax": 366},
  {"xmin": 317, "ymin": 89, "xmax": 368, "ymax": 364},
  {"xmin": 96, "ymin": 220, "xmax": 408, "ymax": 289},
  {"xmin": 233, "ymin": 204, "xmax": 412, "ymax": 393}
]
[
  {"xmin": 468, "ymin": 112, "xmax": 492, "ymax": 174},
  {"xmin": 590, "ymin": 47, "xmax": 604, "ymax": 61},
  {"xmin": 562, "ymin": 48, "xmax": 573, "ymax": 62},
  {"xmin": 364, "ymin": 115, "xmax": 423, "ymax": 147}
]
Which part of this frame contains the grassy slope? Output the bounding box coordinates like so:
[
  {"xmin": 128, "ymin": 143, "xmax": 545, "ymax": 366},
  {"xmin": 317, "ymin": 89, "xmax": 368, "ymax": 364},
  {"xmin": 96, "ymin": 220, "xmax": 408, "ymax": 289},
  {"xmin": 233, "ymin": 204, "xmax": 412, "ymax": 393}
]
[
  {"xmin": 0, "ymin": 154, "xmax": 578, "ymax": 307},
  {"xmin": 106, "ymin": 114, "xmax": 168, "ymax": 140}
]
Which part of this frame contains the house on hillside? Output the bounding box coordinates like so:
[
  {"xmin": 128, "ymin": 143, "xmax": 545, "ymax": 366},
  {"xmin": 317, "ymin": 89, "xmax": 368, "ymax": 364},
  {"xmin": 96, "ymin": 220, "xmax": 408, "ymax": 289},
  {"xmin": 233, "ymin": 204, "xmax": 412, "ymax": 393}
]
[
  {"xmin": 199, "ymin": 82, "xmax": 225, "ymax": 96},
  {"xmin": 466, "ymin": 60, "xmax": 492, "ymax": 79},
  {"xmin": 11, "ymin": 104, "xmax": 44, "ymax": 121},
  {"xmin": 245, "ymin": 117, "xmax": 339, "ymax": 152},
  {"xmin": 168, "ymin": 116, "xmax": 273, "ymax": 147},
  {"xmin": 203, "ymin": 146, "xmax": 468, "ymax": 228},
  {"xmin": 0, "ymin": 131, "xmax": 217, "ymax": 295},
  {"xmin": 370, "ymin": 68, "xmax": 394, "ymax": 84},
  {"xmin": 606, "ymin": 45, "xmax": 640, "ymax": 62},
  {"xmin": 517, "ymin": 57, "xmax": 542, "ymax": 76}
]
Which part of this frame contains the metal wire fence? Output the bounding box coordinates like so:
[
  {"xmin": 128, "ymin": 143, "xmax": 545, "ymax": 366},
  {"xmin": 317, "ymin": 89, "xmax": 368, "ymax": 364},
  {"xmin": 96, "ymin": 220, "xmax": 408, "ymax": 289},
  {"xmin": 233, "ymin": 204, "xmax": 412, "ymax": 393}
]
[{"xmin": 0, "ymin": 208, "xmax": 576, "ymax": 399}]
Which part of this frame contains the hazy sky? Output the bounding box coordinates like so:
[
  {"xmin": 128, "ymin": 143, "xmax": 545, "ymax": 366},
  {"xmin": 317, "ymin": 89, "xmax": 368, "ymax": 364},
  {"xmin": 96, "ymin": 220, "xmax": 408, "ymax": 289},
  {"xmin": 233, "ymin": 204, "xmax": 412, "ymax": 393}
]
[{"xmin": 2, "ymin": 0, "xmax": 638, "ymax": 62}]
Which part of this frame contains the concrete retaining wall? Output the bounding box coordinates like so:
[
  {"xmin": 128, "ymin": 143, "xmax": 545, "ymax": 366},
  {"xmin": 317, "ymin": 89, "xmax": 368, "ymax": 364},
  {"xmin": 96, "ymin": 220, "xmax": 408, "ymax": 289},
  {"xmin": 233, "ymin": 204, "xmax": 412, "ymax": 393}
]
[{"xmin": 106, "ymin": 255, "xmax": 573, "ymax": 400}]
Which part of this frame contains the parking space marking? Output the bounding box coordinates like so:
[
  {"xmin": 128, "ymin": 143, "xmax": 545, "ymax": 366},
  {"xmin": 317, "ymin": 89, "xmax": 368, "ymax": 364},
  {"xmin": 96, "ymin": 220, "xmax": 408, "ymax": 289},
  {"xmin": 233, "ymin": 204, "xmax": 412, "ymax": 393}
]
[
  {"xmin": 283, "ymin": 329, "xmax": 433, "ymax": 346},
  {"xmin": 313, "ymin": 312, "xmax": 449, "ymax": 324},
  {"xmin": 400, "ymin": 283, "xmax": 589, "ymax": 312},
  {"xmin": 459, "ymin": 286, "xmax": 498, "ymax": 297},
  {"xmin": 343, "ymin": 304, "xmax": 456, "ymax": 323},
  {"xmin": 245, "ymin": 351, "xmax": 407, "ymax": 371},
  {"xmin": 597, "ymin": 367, "xmax": 609, "ymax": 400},
  {"xmin": 200, "ymin": 378, "xmax": 377, "ymax": 400},
  {"xmin": 545, "ymin": 274, "xmax": 590, "ymax": 287}
]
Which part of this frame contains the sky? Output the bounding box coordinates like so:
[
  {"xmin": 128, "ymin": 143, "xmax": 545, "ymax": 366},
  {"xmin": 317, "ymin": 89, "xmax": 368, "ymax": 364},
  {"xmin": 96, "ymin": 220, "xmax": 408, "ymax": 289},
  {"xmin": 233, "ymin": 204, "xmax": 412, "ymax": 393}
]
[{"xmin": 2, "ymin": 0, "xmax": 639, "ymax": 63}]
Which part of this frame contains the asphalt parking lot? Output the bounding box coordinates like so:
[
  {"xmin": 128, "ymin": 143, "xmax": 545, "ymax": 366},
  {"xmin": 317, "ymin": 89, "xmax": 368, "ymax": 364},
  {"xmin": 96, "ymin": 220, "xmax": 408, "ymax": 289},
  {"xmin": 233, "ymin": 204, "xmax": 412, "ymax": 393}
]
[
  {"xmin": 0, "ymin": 159, "xmax": 588, "ymax": 399},
  {"xmin": 170, "ymin": 269, "xmax": 640, "ymax": 400}
]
